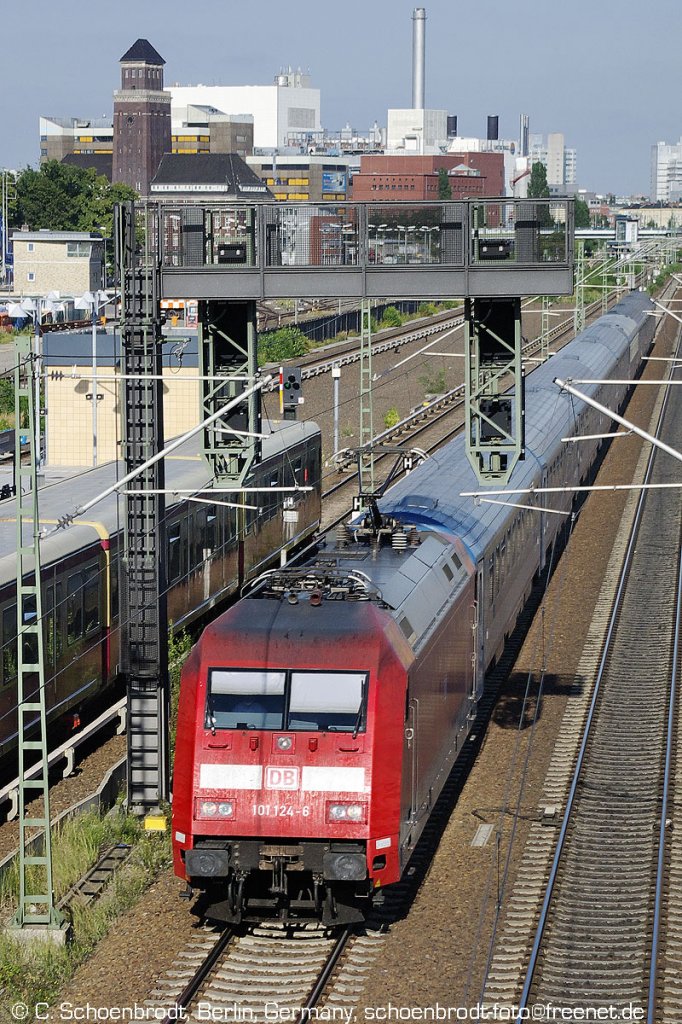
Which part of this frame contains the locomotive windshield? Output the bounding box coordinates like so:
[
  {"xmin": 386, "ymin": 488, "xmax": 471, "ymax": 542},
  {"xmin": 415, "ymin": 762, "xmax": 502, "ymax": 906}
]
[
  {"xmin": 206, "ymin": 669, "xmax": 367, "ymax": 732},
  {"xmin": 208, "ymin": 670, "xmax": 286, "ymax": 730}
]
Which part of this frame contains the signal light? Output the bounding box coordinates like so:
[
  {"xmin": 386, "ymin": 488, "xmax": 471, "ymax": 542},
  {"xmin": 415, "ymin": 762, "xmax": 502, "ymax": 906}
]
[{"xmin": 282, "ymin": 368, "xmax": 302, "ymax": 410}]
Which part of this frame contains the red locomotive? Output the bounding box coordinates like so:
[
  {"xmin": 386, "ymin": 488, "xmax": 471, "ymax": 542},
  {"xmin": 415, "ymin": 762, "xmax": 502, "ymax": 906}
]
[{"xmin": 172, "ymin": 532, "xmax": 478, "ymax": 926}]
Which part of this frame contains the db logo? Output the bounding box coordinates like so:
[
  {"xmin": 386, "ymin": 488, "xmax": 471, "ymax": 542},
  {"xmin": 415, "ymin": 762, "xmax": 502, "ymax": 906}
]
[{"xmin": 265, "ymin": 766, "xmax": 300, "ymax": 790}]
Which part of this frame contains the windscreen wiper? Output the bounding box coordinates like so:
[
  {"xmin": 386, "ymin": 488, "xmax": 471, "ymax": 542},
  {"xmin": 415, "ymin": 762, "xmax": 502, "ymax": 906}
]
[
  {"xmin": 206, "ymin": 695, "xmax": 217, "ymax": 736},
  {"xmin": 352, "ymin": 703, "xmax": 363, "ymax": 740}
]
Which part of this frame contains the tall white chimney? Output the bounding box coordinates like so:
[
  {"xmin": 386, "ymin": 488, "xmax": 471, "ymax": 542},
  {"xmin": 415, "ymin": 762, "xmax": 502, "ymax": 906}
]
[{"xmin": 412, "ymin": 8, "xmax": 426, "ymax": 110}]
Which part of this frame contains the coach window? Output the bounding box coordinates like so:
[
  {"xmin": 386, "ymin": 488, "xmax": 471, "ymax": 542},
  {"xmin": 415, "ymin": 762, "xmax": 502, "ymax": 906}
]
[
  {"xmin": 83, "ymin": 567, "xmax": 100, "ymax": 634},
  {"xmin": 207, "ymin": 669, "xmax": 285, "ymax": 730},
  {"xmin": 205, "ymin": 505, "xmax": 218, "ymax": 553},
  {"xmin": 268, "ymin": 470, "xmax": 280, "ymax": 519},
  {"xmin": 55, "ymin": 582, "xmax": 65, "ymax": 660},
  {"xmin": 192, "ymin": 509, "xmax": 206, "ymax": 569},
  {"xmin": 288, "ymin": 671, "xmax": 366, "ymax": 732},
  {"xmin": 67, "ymin": 572, "xmax": 83, "ymax": 645},
  {"xmin": 225, "ymin": 505, "xmax": 238, "ymax": 546},
  {"xmin": 2, "ymin": 605, "xmax": 17, "ymax": 684},
  {"xmin": 167, "ymin": 521, "xmax": 182, "ymax": 582},
  {"xmin": 292, "ymin": 456, "xmax": 303, "ymax": 489}
]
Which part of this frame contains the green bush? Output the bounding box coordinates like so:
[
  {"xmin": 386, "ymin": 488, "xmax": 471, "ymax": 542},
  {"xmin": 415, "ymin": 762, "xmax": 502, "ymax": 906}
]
[
  {"xmin": 258, "ymin": 326, "xmax": 310, "ymax": 366},
  {"xmin": 0, "ymin": 378, "xmax": 13, "ymax": 415},
  {"xmin": 379, "ymin": 305, "xmax": 404, "ymax": 329},
  {"xmin": 384, "ymin": 407, "xmax": 401, "ymax": 429}
]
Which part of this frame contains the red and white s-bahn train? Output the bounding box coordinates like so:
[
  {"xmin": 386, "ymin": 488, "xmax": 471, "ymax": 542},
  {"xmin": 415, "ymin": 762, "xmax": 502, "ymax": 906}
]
[
  {"xmin": 0, "ymin": 421, "xmax": 320, "ymax": 760},
  {"xmin": 172, "ymin": 293, "xmax": 656, "ymax": 925}
]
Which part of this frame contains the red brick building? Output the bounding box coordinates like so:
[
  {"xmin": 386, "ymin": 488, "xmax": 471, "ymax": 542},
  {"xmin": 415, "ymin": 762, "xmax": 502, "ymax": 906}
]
[
  {"xmin": 113, "ymin": 39, "xmax": 172, "ymax": 197},
  {"xmin": 351, "ymin": 153, "xmax": 505, "ymax": 201}
]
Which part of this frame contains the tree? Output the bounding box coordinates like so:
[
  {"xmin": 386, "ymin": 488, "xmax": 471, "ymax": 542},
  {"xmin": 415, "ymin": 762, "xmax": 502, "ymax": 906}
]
[
  {"xmin": 438, "ymin": 167, "xmax": 452, "ymax": 200},
  {"xmin": 527, "ymin": 162, "xmax": 550, "ymax": 199},
  {"xmin": 11, "ymin": 161, "xmax": 137, "ymax": 234},
  {"xmin": 574, "ymin": 197, "xmax": 591, "ymax": 228}
]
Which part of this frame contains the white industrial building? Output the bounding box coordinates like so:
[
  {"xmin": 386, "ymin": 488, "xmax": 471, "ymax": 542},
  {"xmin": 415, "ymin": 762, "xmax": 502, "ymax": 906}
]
[
  {"xmin": 169, "ymin": 69, "xmax": 321, "ymax": 151},
  {"xmin": 386, "ymin": 108, "xmax": 448, "ymax": 154}
]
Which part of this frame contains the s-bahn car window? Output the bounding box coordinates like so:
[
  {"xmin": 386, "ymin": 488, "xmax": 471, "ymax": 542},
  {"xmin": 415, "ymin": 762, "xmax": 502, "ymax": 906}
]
[
  {"xmin": 83, "ymin": 567, "xmax": 100, "ymax": 634},
  {"xmin": 21, "ymin": 595, "xmax": 38, "ymax": 666},
  {"xmin": 205, "ymin": 506, "xmax": 218, "ymax": 553},
  {"xmin": 66, "ymin": 572, "xmax": 84, "ymax": 645},
  {"xmin": 288, "ymin": 672, "xmax": 366, "ymax": 732},
  {"xmin": 207, "ymin": 669, "xmax": 286, "ymax": 730},
  {"xmin": 2, "ymin": 605, "xmax": 17, "ymax": 685}
]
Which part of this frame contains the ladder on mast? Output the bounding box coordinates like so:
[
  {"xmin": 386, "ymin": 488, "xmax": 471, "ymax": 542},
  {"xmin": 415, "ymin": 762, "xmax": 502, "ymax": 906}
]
[{"xmin": 11, "ymin": 335, "xmax": 65, "ymax": 936}]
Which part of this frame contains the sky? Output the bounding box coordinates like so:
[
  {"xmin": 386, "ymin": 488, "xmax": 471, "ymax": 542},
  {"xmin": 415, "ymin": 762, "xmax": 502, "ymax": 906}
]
[{"xmin": 1, "ymin": 0, "xmax": 680, "ymax": 197}]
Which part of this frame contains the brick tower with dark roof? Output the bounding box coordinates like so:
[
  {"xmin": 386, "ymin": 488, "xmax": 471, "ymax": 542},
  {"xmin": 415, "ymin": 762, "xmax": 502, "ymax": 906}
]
[{"xmin": 112, "ymin": 39, "xmax": 171, "ymax": 196}]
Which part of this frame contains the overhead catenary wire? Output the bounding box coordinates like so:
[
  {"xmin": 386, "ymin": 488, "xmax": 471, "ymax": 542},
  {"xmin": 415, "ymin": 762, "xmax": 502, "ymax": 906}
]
[{"xmin": 51, "ymin": 374, "xmax": 273, "ymax": 530}]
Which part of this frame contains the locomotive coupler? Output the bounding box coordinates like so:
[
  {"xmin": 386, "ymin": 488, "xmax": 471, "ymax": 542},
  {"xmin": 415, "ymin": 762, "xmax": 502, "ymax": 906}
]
[{"xmin": 271, "ymin": 858, "xmax": 288, "ymax": 897}]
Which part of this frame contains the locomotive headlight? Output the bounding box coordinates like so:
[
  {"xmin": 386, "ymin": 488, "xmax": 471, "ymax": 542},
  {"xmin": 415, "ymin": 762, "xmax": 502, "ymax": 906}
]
[
  {"xmin": 276, "ymin": 735, "xmax": 293, "ymax": 751},
  {"xmin": 197, "ymin": 799, "xmax": 235, "ymax": 819},
  {"xmin": 327, "ymin": 802, "xmax": 367, "ymax": 823}
]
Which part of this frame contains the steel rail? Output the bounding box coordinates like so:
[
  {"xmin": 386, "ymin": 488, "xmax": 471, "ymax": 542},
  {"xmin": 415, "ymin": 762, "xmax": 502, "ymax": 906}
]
[
  {"xmin": 157, "ymin": 926, "xmax": 236, "ymax": 1024},
  {"xmin": 263, "ymin": 311, "xmax": 463, "ymax": 389},
  {"xmin": 295, "ymin": 926, "xmax": 355, "ymax": 1019},
  {"xmin": 515, "ymin": 296, "xmax": 682, "ymax": 1021},
  {"xmin": 647, "ymin": 365, "xmax": 682, "ymax": 1022}
]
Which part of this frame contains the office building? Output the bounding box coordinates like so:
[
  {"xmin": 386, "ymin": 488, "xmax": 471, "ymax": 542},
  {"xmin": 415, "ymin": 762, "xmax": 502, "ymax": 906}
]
[
  {"xmin": 529, "ymin": 132, "xmax": 577, "ymax": 190},
  {"xmin": 650, "ymin": 139, "xmax": 682, "ymax": 202}
]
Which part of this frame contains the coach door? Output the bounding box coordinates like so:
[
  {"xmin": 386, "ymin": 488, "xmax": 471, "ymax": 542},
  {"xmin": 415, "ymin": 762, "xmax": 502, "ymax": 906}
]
[{"xmin": 400, "ymin": 693, "xmax": 420, "ymax": 853}]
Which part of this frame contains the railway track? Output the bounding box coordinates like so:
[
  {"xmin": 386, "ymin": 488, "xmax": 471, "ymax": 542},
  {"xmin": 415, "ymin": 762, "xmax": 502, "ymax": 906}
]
[
  {"xmin": 149, "ymin": 922, "xmax": 381, "ymax": 1023},
  {"xmin": 482, "ymin": 293, "xmax": 682, "ymax": 1020},
  {"xmin": 263, "ymin": 306, "xmax": 464, "ymax": 387}
]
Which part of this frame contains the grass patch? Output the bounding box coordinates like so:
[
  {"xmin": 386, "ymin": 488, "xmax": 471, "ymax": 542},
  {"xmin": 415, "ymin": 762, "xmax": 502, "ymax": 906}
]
[
  {"xmin": 0, "ymin": 813, "xmax": 171, "ymax": 1013},
  {"xmin": 418, "ymin": 368, "xmax": 447, "ymax": 396},
  {"xmin": 0, "ymin": 811, "xmax": 140, "ymax": 910}
]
